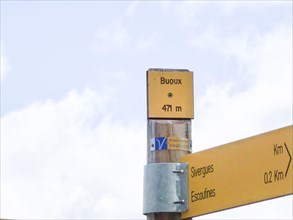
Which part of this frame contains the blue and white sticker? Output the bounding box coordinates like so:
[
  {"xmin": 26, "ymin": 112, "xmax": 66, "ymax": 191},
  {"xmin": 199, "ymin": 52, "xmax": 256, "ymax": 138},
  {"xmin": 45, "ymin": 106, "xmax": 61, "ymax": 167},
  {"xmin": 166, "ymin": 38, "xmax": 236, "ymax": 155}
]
[
  {"xmin": 150, "ymin": 137, "xmax": 167, "ymax": 151},
  {"xmin": 150, "ymin": 137, "xmax": 191, "ymax": 152}
]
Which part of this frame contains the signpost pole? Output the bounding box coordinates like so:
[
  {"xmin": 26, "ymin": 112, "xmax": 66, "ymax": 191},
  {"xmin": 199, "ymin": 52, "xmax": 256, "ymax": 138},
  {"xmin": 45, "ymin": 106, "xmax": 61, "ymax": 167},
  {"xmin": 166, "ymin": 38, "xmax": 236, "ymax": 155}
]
[
  {"xmin": 146, "ymin": 119, "xmax": 192, "ymax": 220},
  {"xmin": 145, "ymin": 68, "xmax": 194, "ymax": 220}
]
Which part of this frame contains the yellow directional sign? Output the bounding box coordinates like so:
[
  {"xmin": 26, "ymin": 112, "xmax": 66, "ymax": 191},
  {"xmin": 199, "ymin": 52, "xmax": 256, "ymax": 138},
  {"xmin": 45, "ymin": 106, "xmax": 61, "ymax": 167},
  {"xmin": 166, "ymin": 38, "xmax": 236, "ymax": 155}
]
[
  {"xmin": 180, "ymin": 125, "xmax": 293, "ymax": 219},
  {"xmin": 147, "ymin": 69, "xmax": 194, "ymax": 119}
]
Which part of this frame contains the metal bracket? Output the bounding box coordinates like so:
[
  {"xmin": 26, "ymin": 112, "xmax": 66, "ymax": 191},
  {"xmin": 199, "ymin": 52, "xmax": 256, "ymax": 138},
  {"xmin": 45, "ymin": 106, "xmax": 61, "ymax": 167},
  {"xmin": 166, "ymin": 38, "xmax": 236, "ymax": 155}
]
[{"xmin": 143, "ymin": 163, "xmax": 188, "ymax": 214}]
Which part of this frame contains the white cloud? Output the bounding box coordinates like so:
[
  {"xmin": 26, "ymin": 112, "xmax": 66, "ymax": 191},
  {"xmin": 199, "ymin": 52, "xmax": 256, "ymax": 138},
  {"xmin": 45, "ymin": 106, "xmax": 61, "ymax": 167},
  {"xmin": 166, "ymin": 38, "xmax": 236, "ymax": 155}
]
[
  {"xmin": 1, "ymin": 51, "xmax": 11, "ymax": 81},
  {"xmin": 1, "ymin": 87, "xmax": 146, "ymax": 219},
  {"xmin": 219, "ymin": 1, "xmax": 292, "ymax": 17},
  {"xmin": 94, "ymin": 18, "xmax": 129, "ymax": 53},
  {"xmin": 160, "ymin": 1, "xmax": 203, "ymax": 27},
  {"xmin": 175, "ymin": 1, "xmax": 203, "ymax": 26},
  {"xmin": 193, "ymin": 24, "xmax": 292, "ymax": 150},
  {"xmin": 126, "ymin": 1, "xmax": 139, "ymax": 18},
  {"xmin": 136, "ymin": 33, "xmax": 158, "ymax": 52}
]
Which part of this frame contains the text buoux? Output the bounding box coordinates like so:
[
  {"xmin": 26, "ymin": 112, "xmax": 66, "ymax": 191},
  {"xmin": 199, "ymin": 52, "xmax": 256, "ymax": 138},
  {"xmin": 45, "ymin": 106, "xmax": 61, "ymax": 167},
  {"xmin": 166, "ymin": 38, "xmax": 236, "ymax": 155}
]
[{"xmin": 160, "ymin": 77, "xmax": 182, "ymax": 85}]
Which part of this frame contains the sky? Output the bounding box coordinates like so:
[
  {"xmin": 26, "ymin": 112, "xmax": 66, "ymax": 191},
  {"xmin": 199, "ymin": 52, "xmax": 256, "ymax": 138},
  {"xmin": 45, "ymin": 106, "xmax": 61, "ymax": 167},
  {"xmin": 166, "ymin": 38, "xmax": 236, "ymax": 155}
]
[{"xmin": 0, "ymin": 1, "xmax": 292, "ymax": 219}]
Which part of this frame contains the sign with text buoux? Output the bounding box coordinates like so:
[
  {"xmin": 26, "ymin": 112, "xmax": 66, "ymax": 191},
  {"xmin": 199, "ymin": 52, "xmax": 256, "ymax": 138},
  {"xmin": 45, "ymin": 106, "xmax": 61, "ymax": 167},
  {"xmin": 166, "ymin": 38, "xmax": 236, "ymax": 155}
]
[
  {"xmin": 180, "ymin": 125, "xmax": 293, "ymax": 219},
  {"xmin": 147, "ymin": 69, "xmax": 194, "ymax": 119}
]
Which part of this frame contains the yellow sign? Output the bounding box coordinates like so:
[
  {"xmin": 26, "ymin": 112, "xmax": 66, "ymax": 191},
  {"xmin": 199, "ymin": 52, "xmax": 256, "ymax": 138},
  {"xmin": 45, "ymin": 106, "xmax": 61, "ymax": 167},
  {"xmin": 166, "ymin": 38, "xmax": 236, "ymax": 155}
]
[
  {"xmin": 180, "ymin": 125, "xmax": 293, "ymax": 219},
  {"xmin": 147, "ymin": 69, "xmax": 194, "ymax": 119}
]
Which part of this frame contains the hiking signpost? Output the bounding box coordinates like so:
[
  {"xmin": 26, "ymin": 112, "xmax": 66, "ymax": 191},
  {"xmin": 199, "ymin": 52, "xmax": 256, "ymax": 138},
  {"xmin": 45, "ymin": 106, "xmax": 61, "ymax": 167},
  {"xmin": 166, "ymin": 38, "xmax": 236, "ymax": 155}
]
[{"xmin": 143, "ymin": 68, "xmax": 293, "ymax": 220}]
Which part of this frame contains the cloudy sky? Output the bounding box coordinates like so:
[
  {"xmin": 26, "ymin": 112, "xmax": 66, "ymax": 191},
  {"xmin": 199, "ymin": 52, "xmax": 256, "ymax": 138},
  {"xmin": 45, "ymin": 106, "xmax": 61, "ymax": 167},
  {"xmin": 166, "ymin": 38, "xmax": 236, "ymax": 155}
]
[{"xmin": 1, "ymin": 1, "xmax": 292, "ymax": 219}]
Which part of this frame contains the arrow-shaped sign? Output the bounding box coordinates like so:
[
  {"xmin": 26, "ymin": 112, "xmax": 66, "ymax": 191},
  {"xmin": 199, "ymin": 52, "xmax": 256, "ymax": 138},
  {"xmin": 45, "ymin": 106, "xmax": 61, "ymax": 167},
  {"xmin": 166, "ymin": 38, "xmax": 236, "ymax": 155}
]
[{"xmin": 180, "ymin": 125, "xmax": 293, "ymax": 219}]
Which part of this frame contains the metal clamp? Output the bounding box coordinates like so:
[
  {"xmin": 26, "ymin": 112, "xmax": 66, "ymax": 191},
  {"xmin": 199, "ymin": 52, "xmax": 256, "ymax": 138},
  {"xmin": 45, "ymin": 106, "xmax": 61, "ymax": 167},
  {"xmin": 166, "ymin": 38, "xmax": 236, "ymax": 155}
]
[{"xmin": 143, "ymin": 163, "xmax": 188, "ymax": 214}]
